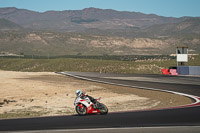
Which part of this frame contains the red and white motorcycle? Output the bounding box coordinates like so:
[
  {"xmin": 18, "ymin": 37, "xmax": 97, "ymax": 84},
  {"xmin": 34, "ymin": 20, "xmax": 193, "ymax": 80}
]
[{"xmin": 74, "ymin": 96, "xmax": 108, "ymax": 115}]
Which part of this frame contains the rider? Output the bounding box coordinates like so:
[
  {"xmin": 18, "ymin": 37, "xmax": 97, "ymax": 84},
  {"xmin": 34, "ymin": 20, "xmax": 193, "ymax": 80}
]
[{"xmin": 75, "ymin": 89, "xmax": 98, "ymax": 109}]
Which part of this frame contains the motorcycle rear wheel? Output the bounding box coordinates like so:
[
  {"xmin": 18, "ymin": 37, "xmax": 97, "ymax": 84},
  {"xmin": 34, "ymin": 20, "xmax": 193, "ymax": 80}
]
[
  {"xmin": 99, "ymin": 103, "xmax": 108, "ymax": 115},
  {"xmin": 76, "ymin": 105, "xmax": 87, "ymax": 116}
]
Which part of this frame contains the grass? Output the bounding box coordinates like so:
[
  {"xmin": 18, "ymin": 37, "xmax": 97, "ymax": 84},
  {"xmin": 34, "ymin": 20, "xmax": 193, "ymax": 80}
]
[{"xmin": 0, "ymin": 55, "xmax": 199, "ymax": 74}]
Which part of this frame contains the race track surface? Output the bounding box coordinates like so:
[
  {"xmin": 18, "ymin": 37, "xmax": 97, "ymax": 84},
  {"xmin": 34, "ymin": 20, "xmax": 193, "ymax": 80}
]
[{"xmin": 0, "ymin": 72, "xmax": 200, "ymax": 132}]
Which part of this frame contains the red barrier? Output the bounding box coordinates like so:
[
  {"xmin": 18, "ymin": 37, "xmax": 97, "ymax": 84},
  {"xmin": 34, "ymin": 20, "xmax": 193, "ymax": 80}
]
[
  {"xmin": 161, "ymin": 69, "xmax": 170, "ymax": 75},
  {"xmin": 170, "ymin": 69, "xmax": 178, "ymax": 76}
]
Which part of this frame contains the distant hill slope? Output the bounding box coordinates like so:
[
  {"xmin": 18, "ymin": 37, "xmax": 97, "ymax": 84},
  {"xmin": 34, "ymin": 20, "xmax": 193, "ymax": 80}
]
[
  {"xmin": 79, "ymin": 18, "xmax": 200, "ymax": 38},
  {"xmin": 0, "ymin": 30, "xmax": 199, "ymax": 56},
  {"xmin": 0, "ymin": 18, "xmax": 23, "ymax": 30},
  {"xmin": 0, "ymin": 7, "xmax": 199, "ymax": 56},
  {"xmin": 143, "ymin": 17, "xmax": 200, "ymax": 37},
  {"xmin": 0, "ymin": 7, "xmax": 187, "ymax": 31}
]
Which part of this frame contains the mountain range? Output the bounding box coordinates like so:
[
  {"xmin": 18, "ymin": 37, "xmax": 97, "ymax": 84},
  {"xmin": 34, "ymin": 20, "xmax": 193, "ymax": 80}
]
[
  {"xmin": 0, "ymin": 7, "xmax": 188, "ymax": 31},
  {"xmin": 0, "ymin": 7, "xmax": 200, "ymax": 56}
]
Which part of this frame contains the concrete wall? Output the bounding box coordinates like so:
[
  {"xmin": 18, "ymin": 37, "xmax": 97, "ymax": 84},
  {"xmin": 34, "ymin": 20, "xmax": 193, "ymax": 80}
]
[{"xmin": 177, "ymin": 66, "xmax": 200, "ymax": 75}]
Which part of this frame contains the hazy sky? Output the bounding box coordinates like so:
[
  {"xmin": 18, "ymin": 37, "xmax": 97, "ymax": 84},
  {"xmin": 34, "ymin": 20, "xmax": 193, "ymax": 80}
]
[{"xmin": 0, "ymin": 0, "xmax": 200, "ymax": 17}]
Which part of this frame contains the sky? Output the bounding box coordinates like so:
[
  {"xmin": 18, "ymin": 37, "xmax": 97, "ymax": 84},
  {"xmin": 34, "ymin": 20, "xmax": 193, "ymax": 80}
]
[{"xmin": 0, "ymin": 0, "xmax": 200, "ymax": 18}]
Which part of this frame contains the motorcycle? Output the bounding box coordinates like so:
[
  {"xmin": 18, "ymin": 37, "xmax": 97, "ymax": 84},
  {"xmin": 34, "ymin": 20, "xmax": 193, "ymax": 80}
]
[{"xmin": 74, "ymin": 96, "xmax": 108, "ymax": 115}]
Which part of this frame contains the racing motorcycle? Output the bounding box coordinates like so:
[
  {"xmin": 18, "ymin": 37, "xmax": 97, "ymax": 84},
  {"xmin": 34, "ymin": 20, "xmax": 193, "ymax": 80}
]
[{"xmin": 74, "ymin": 96, "xmax": 108, "ymax": 115}]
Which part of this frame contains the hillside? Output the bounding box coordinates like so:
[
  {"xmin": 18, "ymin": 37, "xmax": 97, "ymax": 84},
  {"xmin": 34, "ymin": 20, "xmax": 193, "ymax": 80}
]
[
  {"xmin": 0, "ymin": 18, "xmax": 23, "ymax": 30},
  {"xmin": 0, "ymin": 7, "xmax": 187, "ymax": 31},
  {"xmin": 0, "ymin": 30, "xmax": 199, "ymax": 56},
  {"xmin": 0, "ymin": 7, "xmax": 199, "ymax": 56},
  {"xmin": 143, "ymin": 17, "xmax": 200, "ymax": 37},
  {"xmin": 81, "ymin": 18, "xmax": 200, "ymax": 37}
]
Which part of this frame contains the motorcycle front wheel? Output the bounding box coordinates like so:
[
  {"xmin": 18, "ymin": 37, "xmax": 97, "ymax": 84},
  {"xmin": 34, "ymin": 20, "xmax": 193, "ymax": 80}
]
[
  {"xmin": 99, "ymin": 103, "xmax": 108, "ymax": 115},
  {"xmin": 76, "ymin": 104, "xmax": 87, "ymax": 116}
]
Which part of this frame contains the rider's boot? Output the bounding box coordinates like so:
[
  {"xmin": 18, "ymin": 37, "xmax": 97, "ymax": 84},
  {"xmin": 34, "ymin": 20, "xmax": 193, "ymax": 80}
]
[
  {"xmin": 91, "ymin": 99, "xmax": 99, "ymax": 109},
  {"xmin": 93, "ymin": 103, "xmax": 99, "ymax": 109},
  {"xmin": 92, "ymin": 102, "xmax": 99, "ymax": 109},
  {"xmin": 92, "ymin": 104, "xmax": 97, "ymax": 109}
]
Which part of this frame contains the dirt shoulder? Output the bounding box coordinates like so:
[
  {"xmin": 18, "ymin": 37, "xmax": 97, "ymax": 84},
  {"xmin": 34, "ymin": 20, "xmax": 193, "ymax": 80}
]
[{"xmin": 0, "ymin": 71, "xmax": 193, "ymax": 119}]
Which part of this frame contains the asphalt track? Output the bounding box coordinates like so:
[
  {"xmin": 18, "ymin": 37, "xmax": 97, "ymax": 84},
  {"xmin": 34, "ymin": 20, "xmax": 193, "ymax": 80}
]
[{"xmin": 0, "ymin": 72, "xmax": 200, "ymax": 132}]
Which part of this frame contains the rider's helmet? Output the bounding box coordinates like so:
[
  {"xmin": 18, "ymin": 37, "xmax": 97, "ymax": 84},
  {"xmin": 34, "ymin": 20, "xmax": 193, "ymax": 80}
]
[{"xmin": 76, "ymin": 90, "xmax": 82, "ymax": 97}]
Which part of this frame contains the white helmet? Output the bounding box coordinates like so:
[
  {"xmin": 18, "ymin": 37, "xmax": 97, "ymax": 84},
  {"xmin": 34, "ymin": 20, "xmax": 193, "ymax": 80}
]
[{"xmin": 76, "ymin": 90, "xmax": 82, "ymax": 97}]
